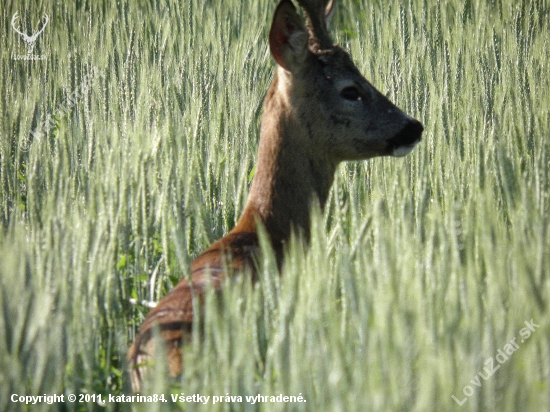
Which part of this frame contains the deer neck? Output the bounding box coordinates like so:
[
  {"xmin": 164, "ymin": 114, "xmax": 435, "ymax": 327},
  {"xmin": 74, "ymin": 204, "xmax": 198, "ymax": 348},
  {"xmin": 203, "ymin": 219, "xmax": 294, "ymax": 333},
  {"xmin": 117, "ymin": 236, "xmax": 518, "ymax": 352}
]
[{"xmin": 232, "ymin": 71, "xmax": 338, "ymax": 250}]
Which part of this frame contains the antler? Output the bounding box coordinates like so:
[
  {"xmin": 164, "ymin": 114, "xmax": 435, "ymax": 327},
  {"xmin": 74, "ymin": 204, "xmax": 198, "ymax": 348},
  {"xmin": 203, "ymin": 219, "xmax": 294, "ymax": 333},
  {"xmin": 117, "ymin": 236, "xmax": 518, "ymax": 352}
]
[
  {"xmin": 11, "ymin": 12, "xmax": 29, "ymax": 41},
  {"xmin": 295, "ymin": 0, "xmax": 334, "ymax": 51},
  {"xmin": 31, "ymin": 14, "xmax": 49, "ymax": 42}
]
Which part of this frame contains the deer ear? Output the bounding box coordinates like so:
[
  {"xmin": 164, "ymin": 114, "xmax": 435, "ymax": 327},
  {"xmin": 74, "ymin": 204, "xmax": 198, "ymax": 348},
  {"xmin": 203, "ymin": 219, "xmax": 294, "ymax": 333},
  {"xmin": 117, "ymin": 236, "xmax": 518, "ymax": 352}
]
[
  {"xmin": 325, "ymin": 0, "xmax": 335, "ymax": 25},
  {"xmin": 269, "ymin": 0, "xmax": 308, "ymax": 71}
]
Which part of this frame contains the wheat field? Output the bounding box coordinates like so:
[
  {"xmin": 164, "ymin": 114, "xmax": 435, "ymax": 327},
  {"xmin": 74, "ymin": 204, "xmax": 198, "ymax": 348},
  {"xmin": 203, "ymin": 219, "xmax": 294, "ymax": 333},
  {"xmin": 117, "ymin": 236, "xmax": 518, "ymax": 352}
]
[{"xmin": 0, "ymin": 0, "xmax": 549, "ymax": 411}]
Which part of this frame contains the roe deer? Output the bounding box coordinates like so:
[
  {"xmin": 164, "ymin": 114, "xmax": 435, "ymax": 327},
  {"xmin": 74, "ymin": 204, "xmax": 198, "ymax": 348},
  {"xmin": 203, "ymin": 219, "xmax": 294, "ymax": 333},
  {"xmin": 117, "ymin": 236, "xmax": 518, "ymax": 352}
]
[{"xmin": 127, "ymin": 0, "xmax": 423, "ymax": 391}]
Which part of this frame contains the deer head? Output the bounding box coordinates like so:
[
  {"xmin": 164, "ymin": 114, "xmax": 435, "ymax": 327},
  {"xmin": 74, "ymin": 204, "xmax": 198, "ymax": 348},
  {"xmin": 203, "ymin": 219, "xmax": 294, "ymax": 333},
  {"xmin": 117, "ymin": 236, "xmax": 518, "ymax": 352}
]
[
  {"xmin": 266, "ymin": 0, "xmax": 422, "ymax": 165},
  {"xmin": 11, "ymin": 12, "xmax": 49, "ymax": 55}
]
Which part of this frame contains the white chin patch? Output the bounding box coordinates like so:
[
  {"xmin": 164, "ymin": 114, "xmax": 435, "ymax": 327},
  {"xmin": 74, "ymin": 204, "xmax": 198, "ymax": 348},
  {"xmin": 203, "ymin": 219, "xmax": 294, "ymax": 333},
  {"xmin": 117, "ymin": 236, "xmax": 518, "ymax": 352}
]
[{"xmin": 391, "ymin": 144, "xmax": 417, "ymax": 157}]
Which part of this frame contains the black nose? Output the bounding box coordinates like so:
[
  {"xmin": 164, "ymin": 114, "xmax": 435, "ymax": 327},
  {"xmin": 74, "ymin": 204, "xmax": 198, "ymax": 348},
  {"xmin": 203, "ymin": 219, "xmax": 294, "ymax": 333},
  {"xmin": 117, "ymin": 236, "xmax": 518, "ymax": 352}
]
[
  {"xmin": 387, "ymin": 119, "xmax": 423, "ymax": 153},
  {"xmin": 395, "ymin": 120, "xmax": 423, "ymax": 145}
]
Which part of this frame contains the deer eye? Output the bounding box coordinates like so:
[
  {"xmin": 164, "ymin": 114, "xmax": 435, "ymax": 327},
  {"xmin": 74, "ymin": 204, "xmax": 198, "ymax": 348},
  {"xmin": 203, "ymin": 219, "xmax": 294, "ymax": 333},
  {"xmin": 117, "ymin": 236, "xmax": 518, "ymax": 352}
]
[{"xmin": 340, "ymin": 86, "xmax": 362, "ymax": 101}]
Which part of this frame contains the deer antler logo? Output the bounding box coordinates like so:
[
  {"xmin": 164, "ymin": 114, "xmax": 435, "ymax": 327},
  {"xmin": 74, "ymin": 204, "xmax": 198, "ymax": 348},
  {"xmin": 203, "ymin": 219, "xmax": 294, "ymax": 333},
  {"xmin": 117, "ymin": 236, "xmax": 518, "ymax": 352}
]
[{"xmin": 11, "ymin": 12, "xmax": 49, "ymax": 55}]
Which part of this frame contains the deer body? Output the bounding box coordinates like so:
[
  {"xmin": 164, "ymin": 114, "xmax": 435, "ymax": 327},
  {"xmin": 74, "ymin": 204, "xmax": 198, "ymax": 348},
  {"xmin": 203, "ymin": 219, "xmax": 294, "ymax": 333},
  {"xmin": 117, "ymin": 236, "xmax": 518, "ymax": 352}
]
[{"xmin": 128, "ymin": 0, "xmax": 423, "ymax": 390}]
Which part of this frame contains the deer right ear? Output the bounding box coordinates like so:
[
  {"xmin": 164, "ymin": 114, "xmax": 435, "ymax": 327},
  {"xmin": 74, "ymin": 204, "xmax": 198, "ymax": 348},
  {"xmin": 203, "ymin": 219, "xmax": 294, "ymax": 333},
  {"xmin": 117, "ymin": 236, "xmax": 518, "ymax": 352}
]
[{"xmin": 269, "ymin": 0, "xmax": 308, "ymax": 72}]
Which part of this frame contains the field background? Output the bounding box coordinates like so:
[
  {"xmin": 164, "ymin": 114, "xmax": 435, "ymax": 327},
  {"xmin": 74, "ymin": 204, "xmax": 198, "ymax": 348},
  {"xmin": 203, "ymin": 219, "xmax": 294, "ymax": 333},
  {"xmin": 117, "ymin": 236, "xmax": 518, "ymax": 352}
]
[{"xmin": 1, "ymin": 0, "xmax": 549, "ymax": 411}]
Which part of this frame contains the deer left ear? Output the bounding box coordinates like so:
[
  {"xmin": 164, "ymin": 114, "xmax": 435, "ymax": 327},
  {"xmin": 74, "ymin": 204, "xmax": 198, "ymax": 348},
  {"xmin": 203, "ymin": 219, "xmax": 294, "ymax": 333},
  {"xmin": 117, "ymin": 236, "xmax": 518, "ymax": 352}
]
[
  {"xmin": 269, "ymin": 0, "xmax": 308, "ymax": 72},
  {"xmin": 325, "ymin": 0, "xmax": 335, "ymax": 25}
]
